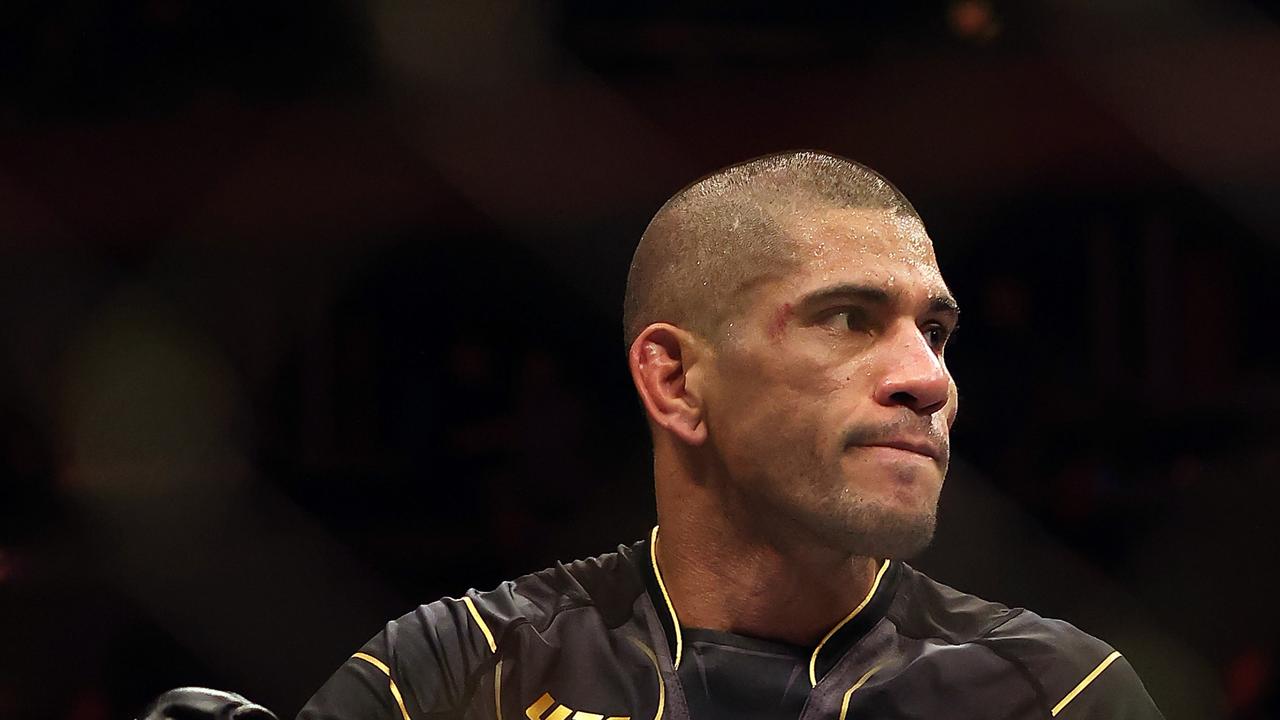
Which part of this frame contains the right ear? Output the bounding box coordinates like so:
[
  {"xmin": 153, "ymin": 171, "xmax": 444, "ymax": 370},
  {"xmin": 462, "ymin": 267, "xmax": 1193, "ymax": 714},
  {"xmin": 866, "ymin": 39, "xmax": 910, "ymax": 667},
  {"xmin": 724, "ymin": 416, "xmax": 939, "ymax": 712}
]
[{"xmin": 628, "ymin": 323, "xmax": 710, "ymax": 447}]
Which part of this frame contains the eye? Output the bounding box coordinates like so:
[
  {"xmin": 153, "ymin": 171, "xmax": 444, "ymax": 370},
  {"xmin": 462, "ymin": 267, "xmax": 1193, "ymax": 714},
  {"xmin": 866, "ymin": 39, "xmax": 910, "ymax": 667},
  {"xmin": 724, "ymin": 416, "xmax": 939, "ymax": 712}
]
[
  {"xmin": 923, "ymin": 322, "xmax": 956, "ymax": 351},
  {"xmin": 833, "ymin": 307, "xmax": 871, "ymax": 333}
]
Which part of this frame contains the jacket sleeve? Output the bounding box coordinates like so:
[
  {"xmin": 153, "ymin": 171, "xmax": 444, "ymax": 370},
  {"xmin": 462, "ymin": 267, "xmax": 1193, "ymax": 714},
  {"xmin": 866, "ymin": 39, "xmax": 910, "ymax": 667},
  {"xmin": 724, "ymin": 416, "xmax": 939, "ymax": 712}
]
[
  {"xmin": 297, "ymin": 596, "xmax": 499, "ymax": 720},
  {"xmin": 1048, "ymin": 650, "xmax": 1164, "ymax": 720},
  {"xmin": 983, "ymin": 613, "xmax": 1165, "ymax": 719}
]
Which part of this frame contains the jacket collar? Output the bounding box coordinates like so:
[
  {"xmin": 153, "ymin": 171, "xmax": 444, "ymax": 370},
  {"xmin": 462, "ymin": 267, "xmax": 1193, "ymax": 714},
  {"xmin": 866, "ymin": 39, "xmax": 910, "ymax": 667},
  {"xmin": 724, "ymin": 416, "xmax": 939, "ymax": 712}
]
[{"xmin": 637, "ymin": 525, "xmax": 901, "ymax": 686}]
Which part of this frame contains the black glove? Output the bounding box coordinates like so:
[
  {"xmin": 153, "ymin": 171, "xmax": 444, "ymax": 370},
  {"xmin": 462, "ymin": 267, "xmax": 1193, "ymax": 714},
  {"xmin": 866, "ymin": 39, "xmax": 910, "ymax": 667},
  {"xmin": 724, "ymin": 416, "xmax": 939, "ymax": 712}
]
[{"xmin": 137, "ymin": 687, "xmax": 279, "ymax": 720}]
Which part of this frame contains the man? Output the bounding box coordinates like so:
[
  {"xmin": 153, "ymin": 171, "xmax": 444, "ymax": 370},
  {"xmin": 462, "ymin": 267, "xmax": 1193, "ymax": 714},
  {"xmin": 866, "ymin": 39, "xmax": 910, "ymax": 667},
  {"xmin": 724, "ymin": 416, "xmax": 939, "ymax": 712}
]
[{"xmin": 298, "ymin": 151, "xmax": 1165, "ymax": 719}]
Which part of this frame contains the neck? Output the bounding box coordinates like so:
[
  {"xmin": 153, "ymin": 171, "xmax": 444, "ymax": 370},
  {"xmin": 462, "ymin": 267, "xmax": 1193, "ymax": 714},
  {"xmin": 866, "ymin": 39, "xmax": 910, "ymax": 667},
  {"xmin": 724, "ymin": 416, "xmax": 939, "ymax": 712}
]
[{"xmin": 653, "ymin": 474, "xmax": 880, "ymax": 647}]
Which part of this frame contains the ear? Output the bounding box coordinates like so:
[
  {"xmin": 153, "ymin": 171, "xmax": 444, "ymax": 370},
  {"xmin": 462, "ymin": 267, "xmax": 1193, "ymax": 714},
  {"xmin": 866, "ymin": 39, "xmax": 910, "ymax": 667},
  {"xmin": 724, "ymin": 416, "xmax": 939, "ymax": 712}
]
[{"xmin": 628, "ymin": 323, "xmax": 710, "ymax": 446}]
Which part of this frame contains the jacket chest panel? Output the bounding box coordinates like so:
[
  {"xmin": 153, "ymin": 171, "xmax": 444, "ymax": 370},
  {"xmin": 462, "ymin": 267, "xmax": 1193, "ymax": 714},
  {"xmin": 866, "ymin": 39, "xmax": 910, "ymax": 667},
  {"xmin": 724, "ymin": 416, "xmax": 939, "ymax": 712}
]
[{"xmin": 463, "ymin": 619, "xmax": 669, "ymax": 720}]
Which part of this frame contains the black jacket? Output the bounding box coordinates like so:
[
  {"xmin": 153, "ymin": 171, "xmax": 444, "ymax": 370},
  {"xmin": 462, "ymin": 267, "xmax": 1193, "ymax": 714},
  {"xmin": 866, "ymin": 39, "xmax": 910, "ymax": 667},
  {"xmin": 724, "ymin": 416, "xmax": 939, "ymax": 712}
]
[{"xmin": 298, "ymin": 528, "xmax": 1163, "ymax": 720}]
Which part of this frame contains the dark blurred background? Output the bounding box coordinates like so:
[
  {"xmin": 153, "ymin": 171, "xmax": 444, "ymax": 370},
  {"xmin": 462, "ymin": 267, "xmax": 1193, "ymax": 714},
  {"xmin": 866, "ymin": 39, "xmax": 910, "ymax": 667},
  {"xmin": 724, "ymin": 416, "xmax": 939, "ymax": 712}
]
[{"xmin": 1, "ymin": 1, "xmax": 1278, "ymax": 719}]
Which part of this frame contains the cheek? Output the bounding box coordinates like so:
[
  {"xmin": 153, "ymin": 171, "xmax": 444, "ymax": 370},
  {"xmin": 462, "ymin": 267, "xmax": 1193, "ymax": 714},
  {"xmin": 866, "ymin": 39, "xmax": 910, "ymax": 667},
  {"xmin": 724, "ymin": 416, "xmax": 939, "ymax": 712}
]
[
  {"xmin": 713, "ymin": 346, "xmax": 852, "ymax": 448},
  {"xmin": 720, "ymin": 372, "xmax": 830, "ymax": 455},
  {"xmin": 732, "ymin": 347, "xmax": 837, "ymax": 400}
]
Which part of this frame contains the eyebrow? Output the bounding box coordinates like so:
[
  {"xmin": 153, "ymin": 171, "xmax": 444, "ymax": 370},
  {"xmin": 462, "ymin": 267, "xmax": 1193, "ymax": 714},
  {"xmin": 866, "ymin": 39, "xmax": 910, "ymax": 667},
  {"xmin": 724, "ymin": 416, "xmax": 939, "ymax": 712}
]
[{"xmin": 795, "ymin": 282, "xmax": 961, "ymax": 319}]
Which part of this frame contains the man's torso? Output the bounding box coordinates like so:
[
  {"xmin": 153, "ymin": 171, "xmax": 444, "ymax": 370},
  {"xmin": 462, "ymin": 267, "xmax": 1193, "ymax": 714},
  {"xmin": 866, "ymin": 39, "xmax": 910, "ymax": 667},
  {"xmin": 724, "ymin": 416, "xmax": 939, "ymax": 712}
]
[{"xmin": 298, "ymin": 531, "xmax": 1162, "ymax": 720}]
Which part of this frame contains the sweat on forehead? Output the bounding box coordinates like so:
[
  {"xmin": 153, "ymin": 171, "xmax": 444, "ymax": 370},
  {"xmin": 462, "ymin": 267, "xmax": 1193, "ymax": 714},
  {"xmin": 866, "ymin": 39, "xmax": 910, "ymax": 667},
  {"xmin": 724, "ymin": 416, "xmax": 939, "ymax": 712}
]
[
  {"xmin": 622, "ymin": 151, "xmax": 923, "ymax": 353},
  {"xmin": 782, "ymin": 207, "xmax": 936, "ymax": 262}
]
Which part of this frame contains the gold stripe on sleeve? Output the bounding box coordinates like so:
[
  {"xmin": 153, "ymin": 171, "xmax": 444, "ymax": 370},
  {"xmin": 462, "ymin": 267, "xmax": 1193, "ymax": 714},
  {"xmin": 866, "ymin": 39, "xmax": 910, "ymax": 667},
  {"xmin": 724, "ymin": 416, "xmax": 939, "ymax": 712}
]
[
  {"xmin": 463, "ymin": 595, "xmax": 499, "ymax": 653},
  {"xmin": 808, "ymin": 559, "xmax": 890, "ymax": 687},
  {"xmin": 351, "ymin": 652, "xmax": 412, "ymax": 720},
  {"xmin": 1051, "ymin": 650, "xmax": 1122, "ymax": 716}
]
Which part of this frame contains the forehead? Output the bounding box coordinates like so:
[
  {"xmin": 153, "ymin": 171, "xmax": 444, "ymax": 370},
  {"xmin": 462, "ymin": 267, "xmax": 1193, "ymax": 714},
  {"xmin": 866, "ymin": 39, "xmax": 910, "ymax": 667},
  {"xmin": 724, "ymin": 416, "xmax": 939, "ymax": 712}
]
[{"xmin": 775, "ymin": 206, "xmax": 946, "ymax": 291}]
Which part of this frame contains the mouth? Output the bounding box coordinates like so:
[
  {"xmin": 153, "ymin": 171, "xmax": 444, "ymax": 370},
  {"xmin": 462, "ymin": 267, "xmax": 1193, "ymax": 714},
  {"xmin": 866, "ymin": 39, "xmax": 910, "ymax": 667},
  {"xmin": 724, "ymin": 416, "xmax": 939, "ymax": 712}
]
[{"xmin": 856, "ymin": 439, "xmax": 942, "ymax": 461}]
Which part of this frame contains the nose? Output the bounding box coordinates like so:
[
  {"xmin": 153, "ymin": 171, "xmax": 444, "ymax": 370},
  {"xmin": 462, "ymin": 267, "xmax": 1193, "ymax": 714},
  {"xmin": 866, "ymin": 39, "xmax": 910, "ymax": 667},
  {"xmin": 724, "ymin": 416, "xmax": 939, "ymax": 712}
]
[{"xmin": 873, "ymin": 321, "xmax": 951, "ymax": 416}]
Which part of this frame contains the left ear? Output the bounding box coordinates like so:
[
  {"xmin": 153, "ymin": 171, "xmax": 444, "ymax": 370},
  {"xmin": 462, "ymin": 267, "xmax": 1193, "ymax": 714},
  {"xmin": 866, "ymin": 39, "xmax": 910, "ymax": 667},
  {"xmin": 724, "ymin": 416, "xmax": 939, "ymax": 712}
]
[{"xmin": 627, "ymin": 323, "xmax": 712, "ymax": 447}]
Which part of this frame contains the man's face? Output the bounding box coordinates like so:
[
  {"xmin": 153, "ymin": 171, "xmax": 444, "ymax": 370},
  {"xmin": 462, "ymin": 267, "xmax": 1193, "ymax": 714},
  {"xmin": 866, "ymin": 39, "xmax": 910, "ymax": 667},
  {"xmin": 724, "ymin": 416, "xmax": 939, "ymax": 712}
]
[{"xmin": 702, "ymin": 207, "xmax": 959, "ymax": 559}]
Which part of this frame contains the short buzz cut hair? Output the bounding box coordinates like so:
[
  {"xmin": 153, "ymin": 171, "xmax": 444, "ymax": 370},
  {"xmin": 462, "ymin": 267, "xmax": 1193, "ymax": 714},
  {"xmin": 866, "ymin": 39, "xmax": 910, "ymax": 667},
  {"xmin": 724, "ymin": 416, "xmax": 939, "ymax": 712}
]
[{"xmin": 622, "ymin": 150, "xmax": 922, "ymax": 354}]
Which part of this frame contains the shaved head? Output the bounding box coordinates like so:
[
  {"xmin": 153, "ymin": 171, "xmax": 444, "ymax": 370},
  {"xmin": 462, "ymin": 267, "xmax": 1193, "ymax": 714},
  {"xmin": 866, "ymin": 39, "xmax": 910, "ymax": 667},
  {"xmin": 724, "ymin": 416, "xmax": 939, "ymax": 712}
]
[{"xmin": 623, "ymin": 150, "xmax": 922, "ymax": 354}]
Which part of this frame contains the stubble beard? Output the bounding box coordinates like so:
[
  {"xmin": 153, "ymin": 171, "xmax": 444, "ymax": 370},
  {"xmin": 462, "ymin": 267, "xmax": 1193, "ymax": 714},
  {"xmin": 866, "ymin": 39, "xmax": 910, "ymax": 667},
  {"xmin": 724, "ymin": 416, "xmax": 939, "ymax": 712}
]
[
  {"xmin": 798, "ymin": 484, "xmax": 938, "ymax": 560},
  {"xmin": 747, "ymin": 464, "xmax": 941, "ymax": 561}
]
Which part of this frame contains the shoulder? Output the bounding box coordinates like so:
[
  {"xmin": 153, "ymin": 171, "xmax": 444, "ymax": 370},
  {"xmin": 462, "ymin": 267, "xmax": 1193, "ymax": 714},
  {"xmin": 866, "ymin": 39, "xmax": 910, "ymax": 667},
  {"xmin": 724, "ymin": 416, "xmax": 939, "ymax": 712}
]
[
  {"xmin": 888, "ymin": 562, "xmax": 1021, "ymax": 642},
  {"xmin": 464, "ymin": 539, "xmax": 648, "ymax": 641},
  {"xmin": 298, "ymin": 541, "xmax": 646, "ymax": 720},
  {"xmin": 977, "ymin": 607, "xmax": 1162, "ymax": 718},
  {"xmin": 889, "ymin": 564, "xmax": 1163, "ymax": 719},
  {"xmin": 398, "ymin": 540, "xmax": 646, "ymax": 680}
]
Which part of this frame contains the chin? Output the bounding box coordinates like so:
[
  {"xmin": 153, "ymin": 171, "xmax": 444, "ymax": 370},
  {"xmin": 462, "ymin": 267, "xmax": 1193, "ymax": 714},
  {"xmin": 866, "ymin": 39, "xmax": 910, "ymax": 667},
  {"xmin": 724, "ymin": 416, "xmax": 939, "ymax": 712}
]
[{"xmin": 806, "ymin": 498, "xmax": 938, "ymax": 560}]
